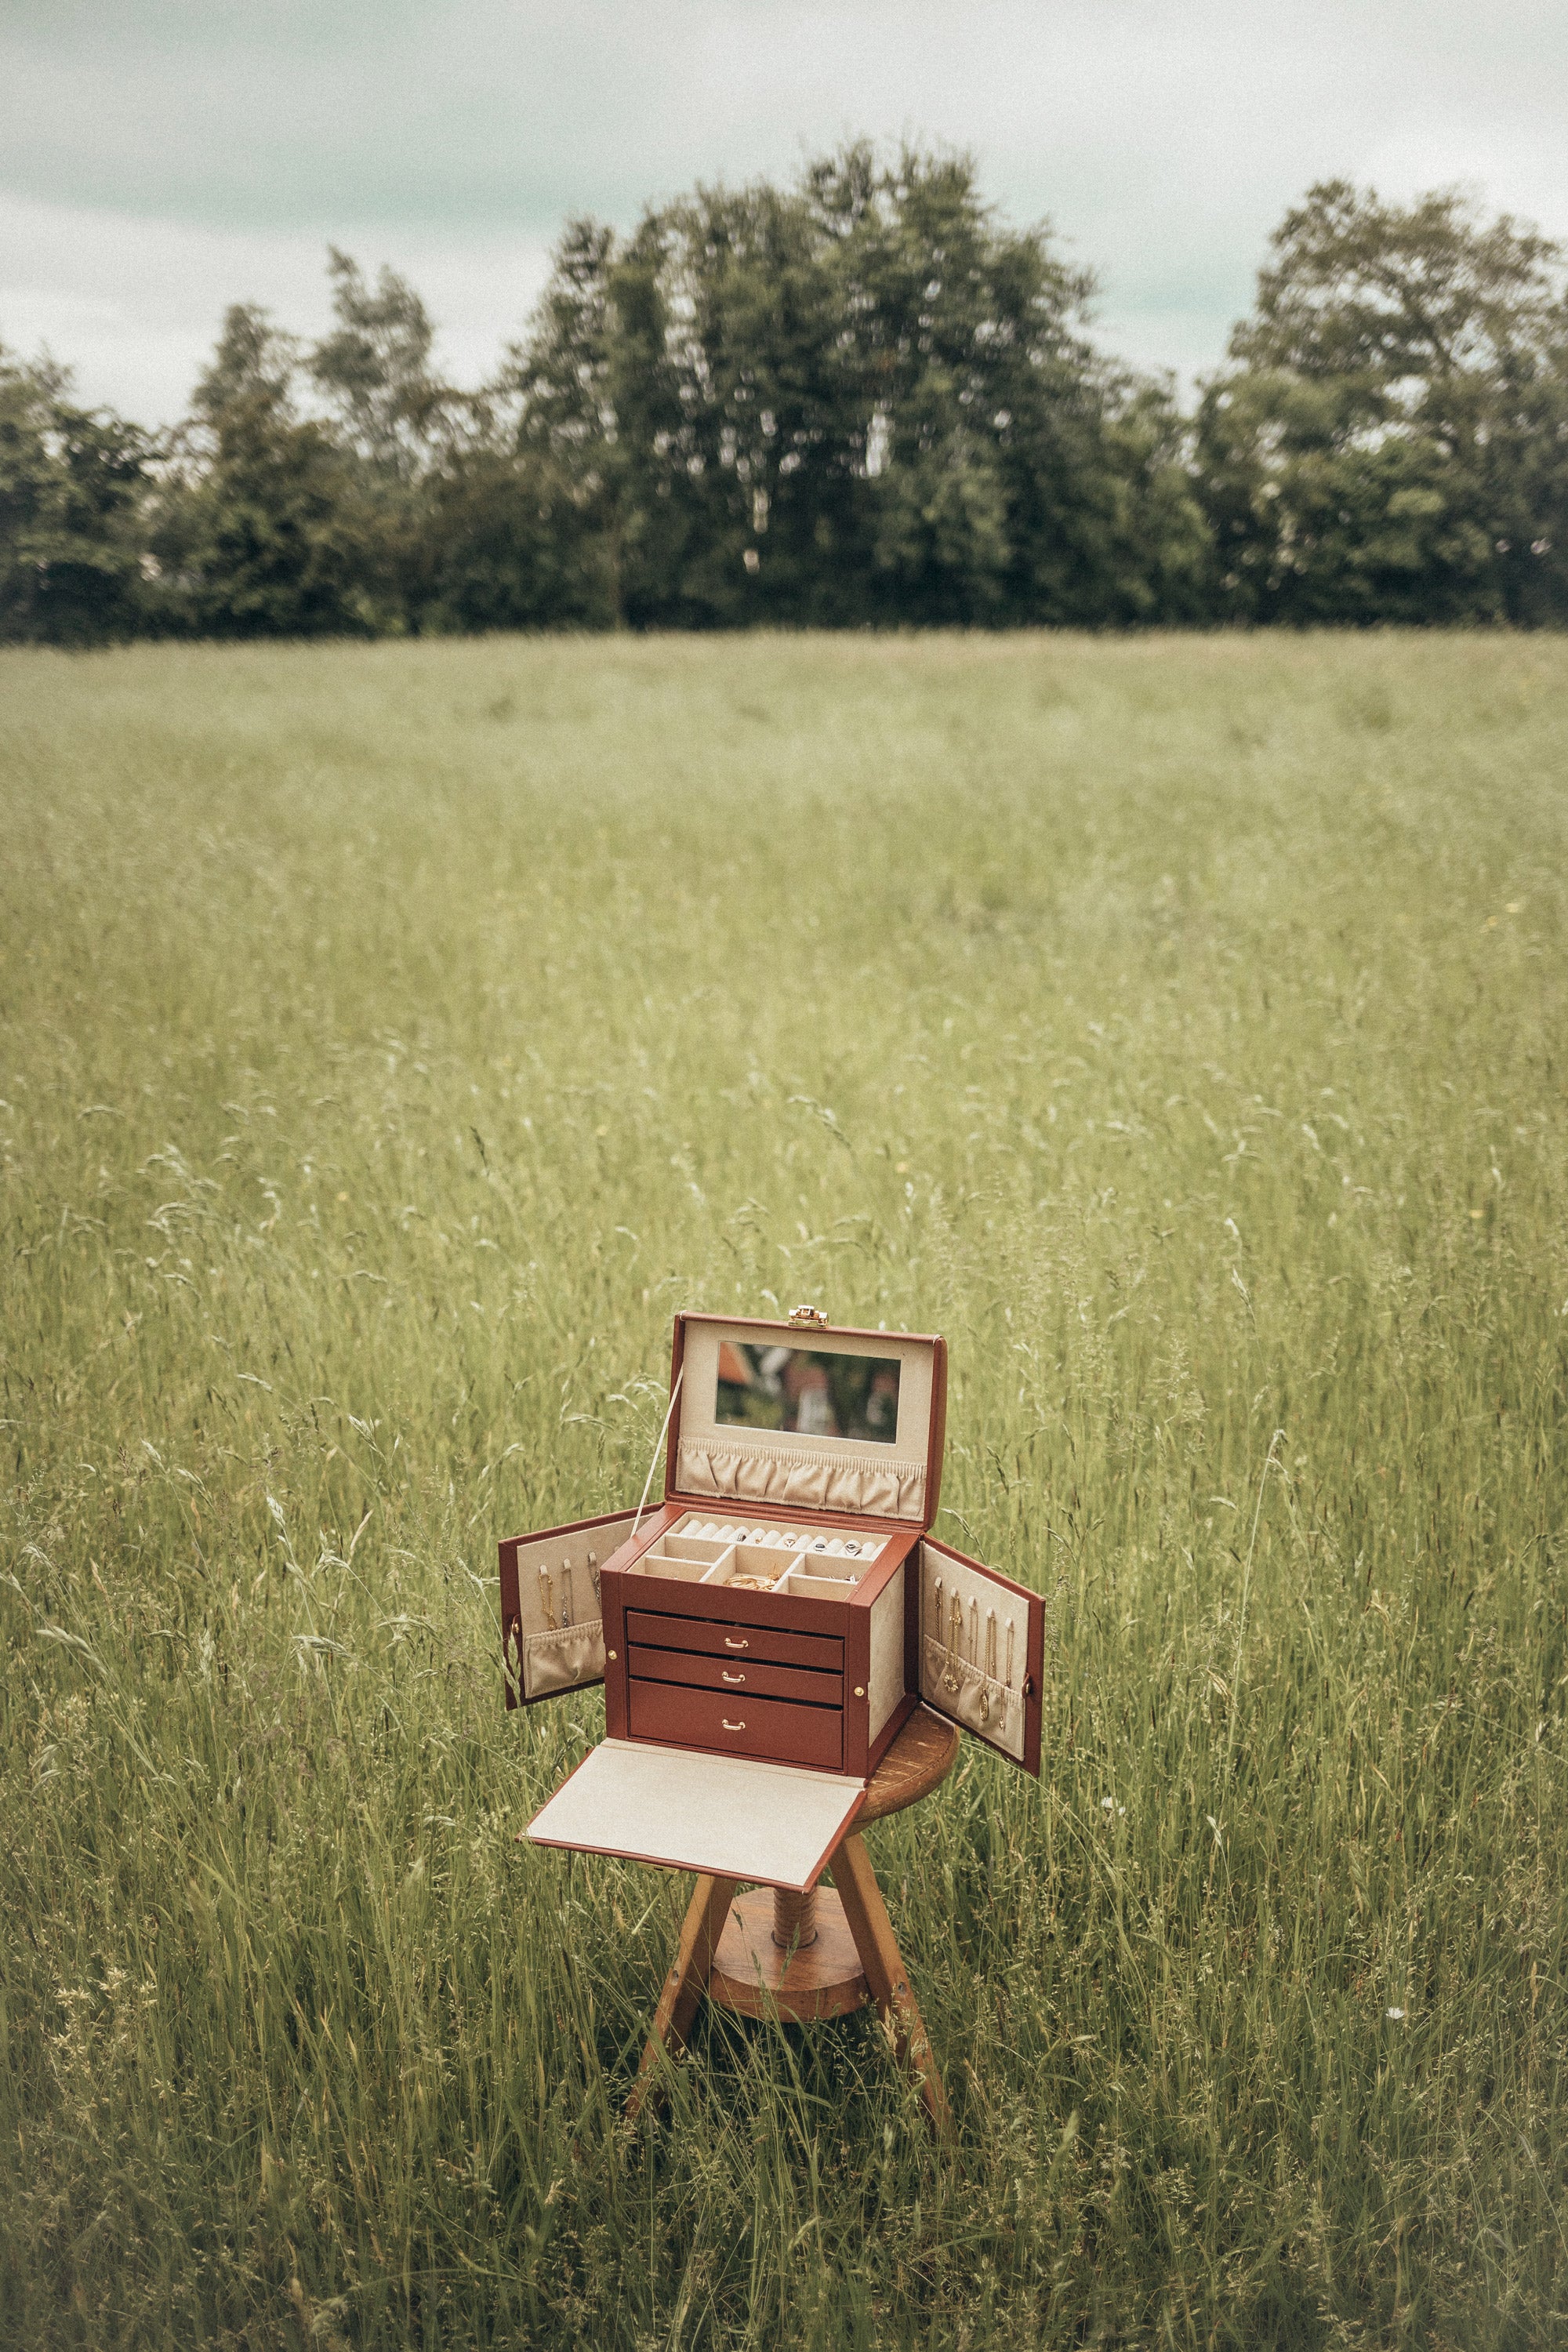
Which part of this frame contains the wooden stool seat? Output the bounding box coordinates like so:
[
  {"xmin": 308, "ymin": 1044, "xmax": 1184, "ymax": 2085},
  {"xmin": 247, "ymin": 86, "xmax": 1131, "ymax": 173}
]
[
  {"xmin": 855, "ymin": 1703, "xmax": 960, "ymax": 1820},
  {"xmin": 628, "ymin": 1706, "xmax": 961, "ymax": 2134}
]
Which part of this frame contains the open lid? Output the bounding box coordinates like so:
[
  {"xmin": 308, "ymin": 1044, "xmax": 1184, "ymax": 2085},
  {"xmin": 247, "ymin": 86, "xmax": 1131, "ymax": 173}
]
[
  {"xmin": 665, "ymin": 1310, "xmax": 947, "ymax": 1530},
  {"xmin": 525, "ymin": 1738, "xmax": 866, "ymax": 1890}
]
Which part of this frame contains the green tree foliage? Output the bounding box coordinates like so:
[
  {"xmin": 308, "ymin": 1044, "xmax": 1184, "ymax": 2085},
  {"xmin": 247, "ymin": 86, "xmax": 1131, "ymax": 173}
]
[
  {"xmin": 309, "ymin": 249, "xmax": 449, "ymax": 481},
  {"xmin": 432, "ymin": 222, "xmax": 623, "ymax": 631},
  {"xmin": 306, "ymin": 252, "xmax": 465, "ymax": 626},
  {"xmin": 155, "ymin": 305, "xmax": 383, "ymax": 637},
  {"xmin": 504, "ymin": 146, "xmax": 1211, "ymax": 627},
  {"xmin": 0, "ymin": 346, "xmax": 156, "ymax": 644},
  {"xmin": 416, "ymin": 445, "xmax": 619, "ymax": 632},
  {"xmin": 9, "ymin": 159, "xmax": 1568, "ymax": 641},
  {"xmin": 1199, "ymin": 180, "xmax": 1568, "ymax": 624}
]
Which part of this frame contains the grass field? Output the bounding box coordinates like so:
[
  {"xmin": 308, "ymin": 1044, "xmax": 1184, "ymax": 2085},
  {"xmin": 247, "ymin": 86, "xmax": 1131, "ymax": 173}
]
[{"xmin": 2, "ymin": 630, "xmax": 1566, "ymax": 2350}]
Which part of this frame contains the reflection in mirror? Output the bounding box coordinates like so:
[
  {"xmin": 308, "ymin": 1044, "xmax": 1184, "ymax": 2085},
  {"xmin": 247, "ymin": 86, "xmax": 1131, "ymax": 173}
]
[{"xmin": 714, "ymin": 1344, "xmax": 901, "ymax": 1443}]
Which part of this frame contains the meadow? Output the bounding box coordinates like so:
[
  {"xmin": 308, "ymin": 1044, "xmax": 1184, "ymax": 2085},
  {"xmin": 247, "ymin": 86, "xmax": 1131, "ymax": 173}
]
[{"xmin": 1, "ymin": 629, "xmax": 1565, "ymax": 2351}]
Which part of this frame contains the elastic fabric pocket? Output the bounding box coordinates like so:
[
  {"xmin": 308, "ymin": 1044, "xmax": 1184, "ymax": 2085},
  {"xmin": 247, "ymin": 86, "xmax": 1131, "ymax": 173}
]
[
  {"xmin": 523, "ymin": 1619, "xmax": 605, "ymax": 1699},
  {"xmin": 678, "ymin": 1439, "xmax": 925, "ymax": 1519}
]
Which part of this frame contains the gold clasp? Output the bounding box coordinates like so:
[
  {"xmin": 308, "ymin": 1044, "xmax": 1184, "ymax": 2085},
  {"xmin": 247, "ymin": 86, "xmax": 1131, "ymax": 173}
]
[{"xmin": 787, "ymin": 1303, "xmax": 829, "ymax": 1327}]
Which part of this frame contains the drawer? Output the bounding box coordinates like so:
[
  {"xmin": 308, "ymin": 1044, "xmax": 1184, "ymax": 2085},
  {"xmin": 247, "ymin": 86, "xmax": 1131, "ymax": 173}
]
[
  {"xmin": 627, "ymin": 1643, "xmax": 843, "ymax": 1708},
  {"xmin": 626, "ymin": 1609, "xmax": 843, "ymax": 1675},
  {"xmin": 627, "ymin": 1676, "xmax": 844, "ymax": 1771}
]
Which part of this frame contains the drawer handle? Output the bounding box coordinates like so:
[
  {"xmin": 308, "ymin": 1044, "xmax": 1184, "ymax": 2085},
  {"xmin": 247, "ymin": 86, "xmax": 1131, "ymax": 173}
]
[
  {"xmin": 721, "ymin": 1670, "xmax": 745, "ymax": 1684},
  {"xmin": 724, "ymin": 1637, "xmax": 749, "ymax": 1651},
  {"xmin": 720, "ymin": 1717, "xmax": 746, "ymax": 1732}
]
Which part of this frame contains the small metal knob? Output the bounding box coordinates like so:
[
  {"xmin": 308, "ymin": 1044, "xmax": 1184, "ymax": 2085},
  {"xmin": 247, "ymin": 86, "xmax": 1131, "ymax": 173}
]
[
  {"xmin": 854, "ymin": 1685, "xmax": 866, "ymax": 1697},
  {"xmin": 607, "ymin": 1650, "xmax": 616, "ymax": 1661}
]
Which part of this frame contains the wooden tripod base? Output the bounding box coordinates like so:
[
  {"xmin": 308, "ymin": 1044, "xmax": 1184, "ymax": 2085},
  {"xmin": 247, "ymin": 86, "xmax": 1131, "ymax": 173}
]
[
  {"xmin": 625, "ymin": 1708, "xmax": 960, "ymax": 2137},
  {"xmin": 709, "ymin": 1884, "xmax": 868, "ymax": 2021}
]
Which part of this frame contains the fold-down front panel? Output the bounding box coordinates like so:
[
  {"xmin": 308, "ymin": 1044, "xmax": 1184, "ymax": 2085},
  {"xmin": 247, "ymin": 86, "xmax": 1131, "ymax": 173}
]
[{"xmin": 524, "ymin": 1738, "xmax": 866, "ymax": 1891}]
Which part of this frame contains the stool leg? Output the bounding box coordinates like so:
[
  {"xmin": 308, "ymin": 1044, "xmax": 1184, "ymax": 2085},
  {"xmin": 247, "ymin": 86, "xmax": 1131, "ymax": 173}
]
[
  {"xmin": 626, "ymin": 1872, "xmax": 739, "ymax": 2122},
  {"xmin": 830, "ymin": 1833, "xmax": 953, "ymax": 2140}
]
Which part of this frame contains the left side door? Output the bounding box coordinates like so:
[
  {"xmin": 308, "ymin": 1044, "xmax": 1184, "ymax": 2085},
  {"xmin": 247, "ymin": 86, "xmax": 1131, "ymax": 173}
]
[{"xmin": 500, "ymin": 1509, "xmax": 644, "ymax": 1708}]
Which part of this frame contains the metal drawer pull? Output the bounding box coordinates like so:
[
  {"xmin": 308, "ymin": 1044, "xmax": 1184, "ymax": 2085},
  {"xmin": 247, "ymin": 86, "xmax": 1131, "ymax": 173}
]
[
  {"xmin": 721, "ymin": 1670, "xmax": 745, "ymax": 1683},
  {"xmin": 720, "ymin": 1718, "xmax": 746, "ymax": 1732},
  {"xmin": 724, "ymin": 1637, "xmax": 749, "ymax": 1650}
]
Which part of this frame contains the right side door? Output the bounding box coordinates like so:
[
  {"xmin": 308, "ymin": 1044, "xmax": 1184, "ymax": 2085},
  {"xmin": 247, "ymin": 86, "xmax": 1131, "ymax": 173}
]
[{"xmin": 917, "ymin": 1535, "xmax": 1045, "ymax": 1776}]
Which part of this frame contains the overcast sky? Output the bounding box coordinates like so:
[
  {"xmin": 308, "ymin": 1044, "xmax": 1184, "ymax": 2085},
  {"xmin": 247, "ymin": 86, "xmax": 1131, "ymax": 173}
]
[{"xmin": 4, "ymin": 0, "xmax": 1567, "ymax": 426}]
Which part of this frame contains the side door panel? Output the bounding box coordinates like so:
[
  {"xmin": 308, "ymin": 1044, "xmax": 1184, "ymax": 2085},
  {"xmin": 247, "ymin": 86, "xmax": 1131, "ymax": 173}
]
[
  {"xmin": 500, "ymin": 1509, "xmax": 644, "ymax": 1708},
  {"xmin": 917, "ymin": 1536, "xmax": 1044, "ymax": 1775}
]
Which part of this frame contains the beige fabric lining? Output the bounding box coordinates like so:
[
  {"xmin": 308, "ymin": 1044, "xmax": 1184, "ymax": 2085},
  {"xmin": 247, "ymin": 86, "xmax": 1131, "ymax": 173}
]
[
  {"xmin": 527, "ymin": 1738, "xmax": 866, "ymax": 1887},
  {"xmin": 867, "ymin": 1566, "xmax": 906, "ymax": 1740},
  {"xmin": 523, "ymin": 1621, "xmax": 606, "ymax": 1700},
  {"xmin": 674, "ymin": 1320, "xmax": 936, "ymax": 1524},
  {"xmin": 917, "ymin": 1541, "xmax": 1027, "ymax": 1763},
  {"xmin": 507, "ymin": 1510, "xmax": 637, "ymax": 1700},
  {"xmin": 677, "ymin": 1437, "xmax": 926, "ymax": 1519},
  {"xmin": 920, "ymin": 1635, "xmax": 1020, "ymax": 1758}
]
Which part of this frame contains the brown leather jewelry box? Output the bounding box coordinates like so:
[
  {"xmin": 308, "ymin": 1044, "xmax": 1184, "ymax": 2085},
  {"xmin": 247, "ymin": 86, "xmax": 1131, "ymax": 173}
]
[{"xmin": 501, "ymin": 1309, "xmax": 1044, "ymax": 1791}]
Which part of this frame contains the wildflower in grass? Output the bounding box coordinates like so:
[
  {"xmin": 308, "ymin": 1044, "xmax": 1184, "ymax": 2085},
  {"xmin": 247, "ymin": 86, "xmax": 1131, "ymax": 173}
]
[{"xmin": 1387, "ymin": 2006, "xmax": 1406, "ymax": 2020}]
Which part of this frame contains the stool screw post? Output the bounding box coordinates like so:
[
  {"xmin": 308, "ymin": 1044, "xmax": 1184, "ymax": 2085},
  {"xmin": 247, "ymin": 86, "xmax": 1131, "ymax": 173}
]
[{"xmin": 771, "ymin": 1886, "xmax": 820, "ymax": 1948}]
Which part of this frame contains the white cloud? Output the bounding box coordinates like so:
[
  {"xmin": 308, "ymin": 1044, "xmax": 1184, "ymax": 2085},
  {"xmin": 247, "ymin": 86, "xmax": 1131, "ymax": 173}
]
[
  {"xmin": 3, "ymin": 0, "xmax": 1566, "ymax": 421},
  {"xmin": 0, "ymin": 194, "xmax": 554, "ymax": 424}
]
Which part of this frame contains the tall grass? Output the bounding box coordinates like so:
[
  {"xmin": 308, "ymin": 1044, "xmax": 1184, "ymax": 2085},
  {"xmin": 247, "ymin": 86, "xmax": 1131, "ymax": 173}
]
[{"xmin": 1, "ymin": 631, "xmax": 1565, "ymax": 2350}]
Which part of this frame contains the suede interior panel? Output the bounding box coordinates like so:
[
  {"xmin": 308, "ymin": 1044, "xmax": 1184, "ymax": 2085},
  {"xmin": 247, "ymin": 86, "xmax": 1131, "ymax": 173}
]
[
  {"xmin": 918, "ymin": 1541, "xmax": 1029, "ymax": 1763},
  {"xmin": 676, "ymin": 1438, "xmax": 926, "ymax": 1519},
  {"xmin": 525, "ymin": 1738, "xmax": 866, "ymax": 1889},
  {"xmin": 675, "ymin": 1320, "xmax": 936, "ymax": 1522},
  {"xmin": 508, "ymin": 1511, "xmax": 637, "ymax": 1700},
  {"xmin": 867, "ymin": 1565, "xmax": 907, "ymax": 1740}
]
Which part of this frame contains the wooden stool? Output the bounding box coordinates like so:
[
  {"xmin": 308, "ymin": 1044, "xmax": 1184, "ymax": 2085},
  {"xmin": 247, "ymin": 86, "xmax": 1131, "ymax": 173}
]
[{"xmin": 626, "ymin": 1706, "xmax": 960, "ymax": 2136}]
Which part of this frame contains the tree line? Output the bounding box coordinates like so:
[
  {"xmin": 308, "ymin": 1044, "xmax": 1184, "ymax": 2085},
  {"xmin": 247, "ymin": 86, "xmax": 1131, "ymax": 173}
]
[{"xmin": 4, "ymin": 147, "xmax": 1568, "ymax": 643}]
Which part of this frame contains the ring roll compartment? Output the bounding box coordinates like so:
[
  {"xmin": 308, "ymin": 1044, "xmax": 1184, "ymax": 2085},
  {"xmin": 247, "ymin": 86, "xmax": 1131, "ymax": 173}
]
[{"xmin": 669, "ymin": 1512, "xmax": 883, "ymax": 1564}]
